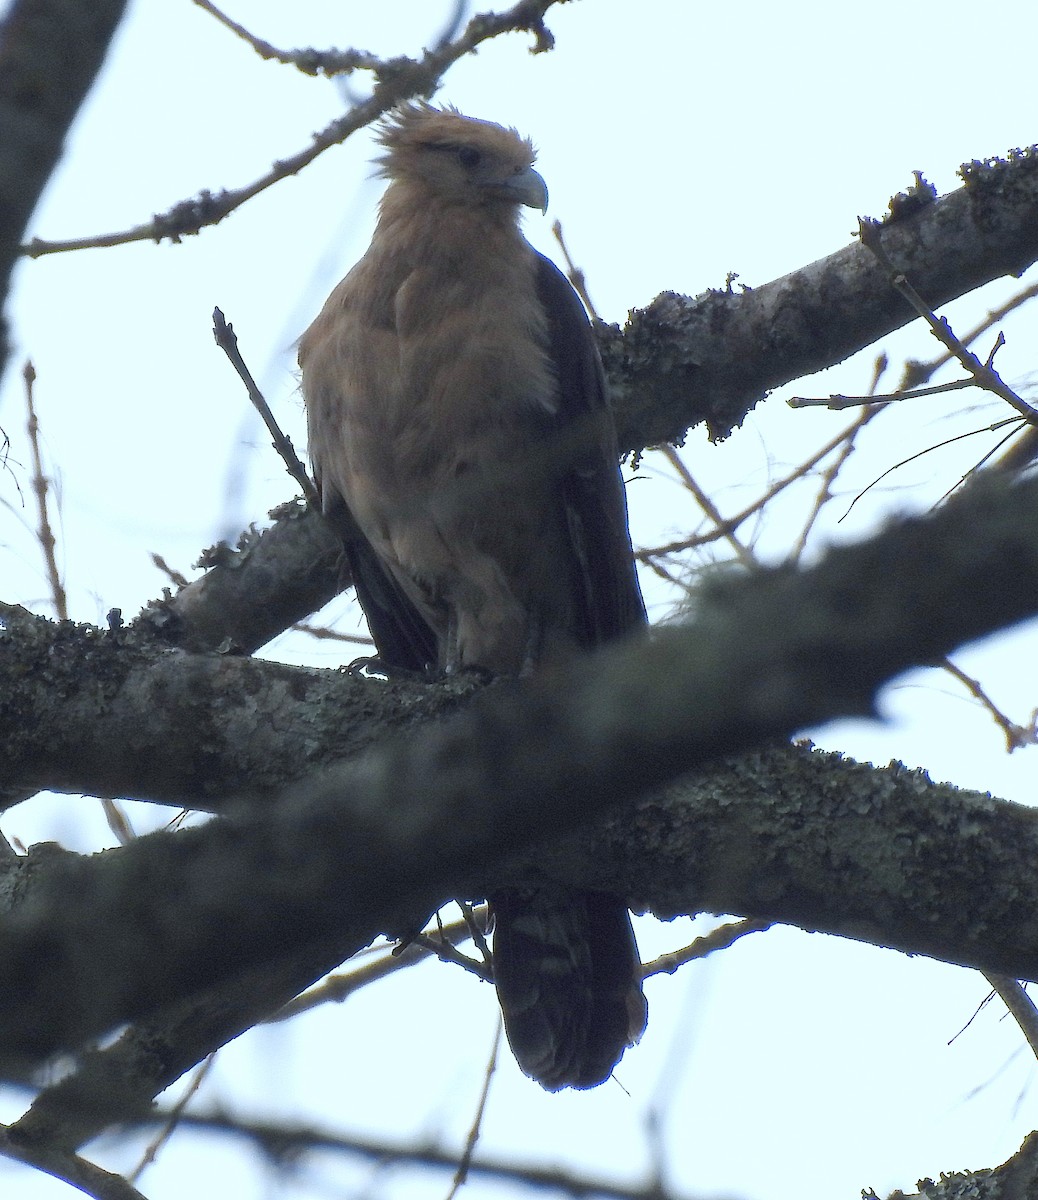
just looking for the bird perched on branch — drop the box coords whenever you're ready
[299,102,647,1090]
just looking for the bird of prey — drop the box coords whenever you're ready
[298,102,647,1090]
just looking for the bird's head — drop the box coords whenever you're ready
[375,102,549,214]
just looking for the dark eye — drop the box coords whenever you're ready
[458,146,482,169]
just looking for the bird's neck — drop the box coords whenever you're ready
[374,180,529,270]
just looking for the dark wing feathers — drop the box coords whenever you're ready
[316,488,437,672]
[533,251,646,644]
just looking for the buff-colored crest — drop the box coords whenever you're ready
[375,101,537,175]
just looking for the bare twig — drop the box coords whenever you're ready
[859,217,1038,425]
[948,986,997,1045]
[129,1054,216,1183]
[21,0,562,258]
[994,423,1038,473]
[446,1020,502,1200]
[211,308,319,506]
[788,376,976,410]
[788,360,890,561]
[901,279,1038,390]
[839,415,1024,523]
[659,444,759,568]
[293,621,374,646]
[192,0,383,75]
[642,918,772,978]
[941,658,1038,752]
[932,419,1029,506]
[551,219,598,319]
[984,974,1038,1062]
[413,932,494,983]
[637,406,894,562]
[23,360,67,619]
[271,912,484,1022]
[459,900,493,968]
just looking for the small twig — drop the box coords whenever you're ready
[637,405,892,562]
[100,799,136,846]
[948,987,997,1045]
[859,217,1038,424]
[788,376,976,410]
[984,974,1038,1062]
[839,415,1024,523]
[458,901,493,968]
[940,658,1038,752]
[994,423,1038,473]
[211,308,320,506]
[270,913,484,1021]
[901,279,1038,390]
[413,932,494,983]
[642,918,772,978]
[788,359,890,562]
[550,219,598,319]
[293,621,375,646]
[658,445,758,569]
[130,1054,217,1183]
[932,420,1029,505]
[0,421,14,489]
[192,0,383,75]
[638,554,688,590]
[446,1020,502,1200]
[23,361,68,619]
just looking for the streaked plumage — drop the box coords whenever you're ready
[299,103,647,1089]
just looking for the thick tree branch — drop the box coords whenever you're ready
[884,1131,1038,1200]
[3,475,1038,1071]
[601,152,1038,447]
[135,500,343,655]
[4,455,1037,811]
[6,924,362,1153]
[0,599,483,813]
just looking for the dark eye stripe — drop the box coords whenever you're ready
[422,141,483,169]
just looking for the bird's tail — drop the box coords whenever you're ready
[490,885,647,1090]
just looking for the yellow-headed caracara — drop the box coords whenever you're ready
[299,103,647,1090]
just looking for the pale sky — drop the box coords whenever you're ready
[2,2,1038,1198]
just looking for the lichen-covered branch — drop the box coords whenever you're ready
[601,152,1038,448]
[3,474,1038,1071]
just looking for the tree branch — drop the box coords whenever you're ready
[0,599,483,813]
[3,475,1038,1071]
[601,152,1038,447]
[127,1107,704,1200]
[0,1121,148,1200]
